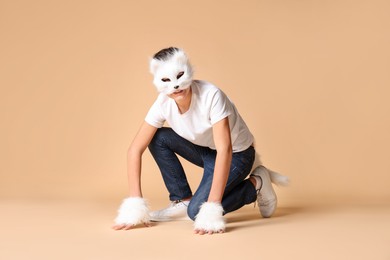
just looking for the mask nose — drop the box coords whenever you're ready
[174,85,179,89]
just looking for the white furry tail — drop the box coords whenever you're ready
[252,151,290,187]
[268,169,290,187]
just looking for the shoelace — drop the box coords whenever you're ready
[253,176,263,208]
[254,190,260,208]
[172,199,188,208]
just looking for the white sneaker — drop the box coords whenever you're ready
[149,200,190,222]
[251,166,277,218]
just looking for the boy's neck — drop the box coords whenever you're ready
[175,88,192,114]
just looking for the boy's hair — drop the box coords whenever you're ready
[152,47,180,61]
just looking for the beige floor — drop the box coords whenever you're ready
[1,199,389,260]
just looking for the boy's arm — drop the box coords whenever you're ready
[194,117,232,235]
[208,117,232,203]
[127,121,158,197]
[113,121,157,230]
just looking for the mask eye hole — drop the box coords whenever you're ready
[161,78,171,82]
[176,71,184,79]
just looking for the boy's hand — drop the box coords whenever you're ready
[193,202,225,235]
[112,197,151,230]
[112,222,152,230]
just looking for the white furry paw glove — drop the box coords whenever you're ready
[194,202,225,233]
[114,197,150,227]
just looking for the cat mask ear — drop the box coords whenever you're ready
[149,48,192,75]
[173,50,189,66]
[149,58,161,75]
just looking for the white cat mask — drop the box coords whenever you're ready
[149,48,193,95]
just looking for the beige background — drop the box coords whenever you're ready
[1,0,389,206]
[1,1,390,259]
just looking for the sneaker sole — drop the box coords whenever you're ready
[150,215,191,222]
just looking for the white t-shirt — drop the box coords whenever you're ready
[145,80,254,152]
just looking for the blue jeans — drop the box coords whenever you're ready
[148,127,257,220]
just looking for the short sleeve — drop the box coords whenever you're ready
[145,99,165,128]
[209,89,233,125]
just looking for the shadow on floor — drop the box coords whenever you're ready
[227,206,306,223]
[224,206,308,232]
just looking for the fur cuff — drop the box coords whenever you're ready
[194,202,225,232]
[114,197,150,225]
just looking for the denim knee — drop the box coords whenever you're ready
[187,201,200,221]
[148,127,170,150]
